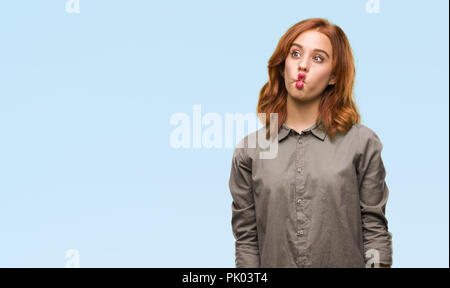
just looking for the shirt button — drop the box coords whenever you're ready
[297,198,303,204]
[297,229,304,236]
[298,139,302,144]
[297,168,302,173]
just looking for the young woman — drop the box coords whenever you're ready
[229,18,393,268]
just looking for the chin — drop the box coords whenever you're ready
[290,91,321,103]
[289,92,307,100]
[291,87,306,95]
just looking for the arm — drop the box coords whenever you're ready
[357,126,393,268]
[229,146,260,268]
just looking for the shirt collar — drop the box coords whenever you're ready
[278,119,327,142]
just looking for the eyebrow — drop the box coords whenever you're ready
[290,43,330,58]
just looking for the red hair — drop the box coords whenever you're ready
[257,18,360,141]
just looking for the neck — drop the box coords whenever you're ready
[284,95,321,131]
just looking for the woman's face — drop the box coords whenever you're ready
[283,30,335,101]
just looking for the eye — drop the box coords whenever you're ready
[291,50,301,57]
[291,50,324,63]
[314,55,324,62]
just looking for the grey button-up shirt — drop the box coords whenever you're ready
[228,120,393,268]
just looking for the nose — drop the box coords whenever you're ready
[298,58,309,72]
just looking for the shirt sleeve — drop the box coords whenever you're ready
[228,144,260,268]
[357,126,393,266]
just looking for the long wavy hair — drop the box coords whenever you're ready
[257,18,360,141]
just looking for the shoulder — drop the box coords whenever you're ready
[353,123,380,139]
[231,127,264,164]
[352,123,383,153]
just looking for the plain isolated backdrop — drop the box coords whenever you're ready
[0,0,448,267]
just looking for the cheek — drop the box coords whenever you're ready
[311,68,332,84]
[284,60,295,74]
[283,61,295,83]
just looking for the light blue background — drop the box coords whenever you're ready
[0,0,448,268]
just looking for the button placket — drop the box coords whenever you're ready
[295,133,308,266]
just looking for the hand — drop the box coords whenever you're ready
[369,263,391,268]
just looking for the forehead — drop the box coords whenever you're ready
[291,30,332,55]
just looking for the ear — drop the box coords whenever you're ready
[328,74,336,85]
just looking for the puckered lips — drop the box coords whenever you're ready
[296,72,306,88]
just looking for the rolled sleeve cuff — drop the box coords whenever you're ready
[235,241,260,268]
